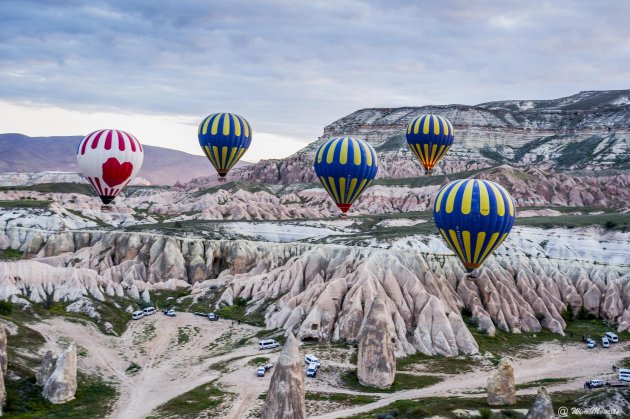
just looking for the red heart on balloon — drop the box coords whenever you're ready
[102,157,134,188]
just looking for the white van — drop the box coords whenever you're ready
[605,332,619,343]
[304,354,321,369]
[601,336,610,348]
[588,379,606,388]
[619,368,630,382]
[143,307,156,316]
[258,339,280,350]
[132,310,145,320]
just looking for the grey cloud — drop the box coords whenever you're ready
[1,0,629,142]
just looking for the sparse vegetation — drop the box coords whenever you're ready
[341,370,442,393]
[4,366,117,419]
[516,377,569,390]
[0,248,23,260]
[397,352,476,374]
[306,392,378,405]
[148,380,234,419]
[247,356,270,366]
[126,362,142,375]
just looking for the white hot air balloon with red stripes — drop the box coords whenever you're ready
[77,129,144,205]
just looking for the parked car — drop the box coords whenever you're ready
[619,368,630,382]
[588,379,607,388]
[258,339,280,350]
[601,336,610,348]
[162,308,172,315]
[306,364,317,378]
[605,332,619,343]
[208,313,219,321]
[143,307,156,316]
[304,354,321,369]
[586,338,597,348]
[166,309,176,317]
[132,310,145,320]
[194,312,207,317]
[257,363,273,377]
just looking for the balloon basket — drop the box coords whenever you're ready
[466,272,477,280]
[217,177,227,183]
[101,205,113,212]
[338,214,348,220]
[425,169,434,176]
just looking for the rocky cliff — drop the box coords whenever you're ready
[1,227,628,356]
[41,344,78,404]
[213,90,630,185]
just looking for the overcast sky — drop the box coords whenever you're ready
[1,0,629,161]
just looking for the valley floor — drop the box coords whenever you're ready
[16,313,630,418]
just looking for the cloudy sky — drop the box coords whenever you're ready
[1,1,629,161]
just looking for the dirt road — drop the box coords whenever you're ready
[32,316,630,419]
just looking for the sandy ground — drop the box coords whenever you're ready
[32,314,268,419]
[30,316,630,419]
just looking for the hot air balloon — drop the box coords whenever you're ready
[433,179,516,274]
[77,129,144,205]
[314,137,378,214]
[198,113,252,182]
[406,114,454,175]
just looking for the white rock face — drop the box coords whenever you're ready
[261,334,306,419]
[42,344,78,404]
[0,228,629,356]
[36,351,56,386]
[0,366,5,416]
[357,298,396,388]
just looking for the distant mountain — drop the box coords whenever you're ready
[0,134,251,185]
[216,89,630,185]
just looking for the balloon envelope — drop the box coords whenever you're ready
[406,114,454,173]
[313,137,378,213]
[433,179,516,272]
[77,129,144,204]
[198,113,252,178]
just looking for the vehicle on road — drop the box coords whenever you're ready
[257,363,273,377]
[258,339,280,350]
[587,379,607,388]
[304,354,320,369]
[132,310,145,320]
[606,332,619,343]
[306,364,317,378]
[208,313,219,321]
[619,368,630,382]
[194,312,207,317]
[143,307,156,316]
[601,336,610,348]
[166,309,176,317]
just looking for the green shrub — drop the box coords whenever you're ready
[479,407,493,419]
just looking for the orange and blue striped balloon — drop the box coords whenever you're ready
[313,137,378,213]
[406,114,454,173]
[433,179,516,272]
[198,113,252,178]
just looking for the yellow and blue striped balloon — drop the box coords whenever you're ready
[406,114,454,174]
[313,137,378,213]
[198,113,252,178]
[433,179,516,272]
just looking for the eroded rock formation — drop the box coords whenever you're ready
[261,334,306,419]
[0,326,6,374]
[487,358,516,406]
[36,351,56,386]
[41,344,78,404]
[525,387,555,419]
[357,298,396,388]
